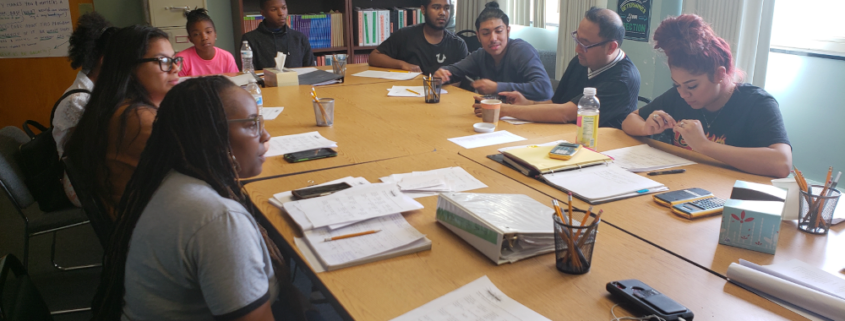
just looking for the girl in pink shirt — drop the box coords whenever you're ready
[176,8,239,77]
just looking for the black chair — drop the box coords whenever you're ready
[637,96,652,107]
[0,127,96,271]
[456,30,481,53]
[0,254,53,321]
[61,157,112,249]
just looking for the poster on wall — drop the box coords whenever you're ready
[618,0,651,42]
[0,0,73,58]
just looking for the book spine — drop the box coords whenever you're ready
[357,10,363,47]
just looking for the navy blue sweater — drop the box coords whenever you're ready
[440,38,553,101]
[240,21,315,70]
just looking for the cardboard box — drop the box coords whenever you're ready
[718,199,784,254]
[264,68,298,87]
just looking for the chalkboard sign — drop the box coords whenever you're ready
[0,0,73,58]
[618,0,650,42]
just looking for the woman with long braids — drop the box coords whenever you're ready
[64,25,181,219]
[90,76,314,320]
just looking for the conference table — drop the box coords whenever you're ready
[242,64,829,320]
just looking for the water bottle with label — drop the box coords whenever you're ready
[241,41,254,74]
[246,77,263,115]
[576,87,600,149]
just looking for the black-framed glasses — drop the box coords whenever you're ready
[571,31,611,51]
[228,114,264,137]
[136,56,183,72]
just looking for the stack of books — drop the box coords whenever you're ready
[354,7,423,47]
[243,12,345,49]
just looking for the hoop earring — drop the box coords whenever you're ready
[230,154,241,172]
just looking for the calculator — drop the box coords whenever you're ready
[672,197,726,219]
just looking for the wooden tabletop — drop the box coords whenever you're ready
[244,153,800,320]
[458,127,845,277]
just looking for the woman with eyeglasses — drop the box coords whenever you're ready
[65,25,183,219]
[90,76,315,320]
[621,15,791,178]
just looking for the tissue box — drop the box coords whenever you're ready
[264,68,298,87]
[718,199,784,254]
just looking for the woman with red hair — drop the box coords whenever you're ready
[621,14,791,178]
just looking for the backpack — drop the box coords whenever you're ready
[456,30,482,53]
[18,89,91,211]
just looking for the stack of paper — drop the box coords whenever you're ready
[265,131,338,157]
[387,86,448,97]
[269,177,431,271]
[501,116,532,125]
[391,276,551,321]
[380,167,488,198]
[500,141,612,176]
[602,144,696,172]
[727,259,845,321]
[448,131,526,149]
[541,164,667,204]
[352,70,420,80]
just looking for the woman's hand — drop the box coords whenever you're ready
[674,119,709,151]
[644,110,676,135]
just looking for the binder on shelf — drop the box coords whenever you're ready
[436,193,560,265]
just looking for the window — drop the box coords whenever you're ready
[771,0,845,56]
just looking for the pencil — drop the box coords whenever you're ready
[552,199,565,223]
[406,88,421,95]
[567,192,574,233]
[324,229,381,242]
[812,167,834,229]
[574,207,595,240]
[388,70,410,73]
[576,210,603,248]
[310,87,328,124]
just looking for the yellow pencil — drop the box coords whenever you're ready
[406,88,421,95]
[324,229,381,242]
[388,70,410,73]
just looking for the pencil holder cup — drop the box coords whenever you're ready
[312,98,335,127]
[423,76,442,103]
[553,209,598,274]
[331,54,348,79]
[798,185,840,234]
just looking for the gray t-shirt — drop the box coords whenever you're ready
[122,171,278,321]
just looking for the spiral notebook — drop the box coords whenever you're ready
[541,164,667,204]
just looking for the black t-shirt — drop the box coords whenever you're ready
[638,83,791,149]
[552,55,640,129]
[376,24,469,75]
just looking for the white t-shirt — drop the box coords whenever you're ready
[52,71,93,157]
[122,171,278,320]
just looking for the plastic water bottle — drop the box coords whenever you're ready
[576,87,600,149]
[246,77,263,114]
[241,41,254,74]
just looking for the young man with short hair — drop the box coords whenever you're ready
[240,0,315,70]
[484,7,640,129]
[369,0,468,74]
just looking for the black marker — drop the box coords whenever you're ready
[647,169,686,176]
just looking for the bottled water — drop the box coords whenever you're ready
[241,41,254,74]
[246,77,263,114]
[576,87,600,149]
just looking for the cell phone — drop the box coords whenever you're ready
[607,279,694,321]
[548,143,581,160]
[283,148,338,163]
[672,197,726,219]
[653,188,713,207]
[292,182,352,200]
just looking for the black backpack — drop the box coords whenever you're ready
[18,89,91,211]
[456,29,482,53]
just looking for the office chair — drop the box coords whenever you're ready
[0,254,53,321]
[60,157,112,249]
[0,127,97,272]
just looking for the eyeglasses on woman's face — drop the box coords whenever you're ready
[136,56,184,72]
[227,114,265,137]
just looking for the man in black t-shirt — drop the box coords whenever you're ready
[369,0,468,75]
[489,8,639,129]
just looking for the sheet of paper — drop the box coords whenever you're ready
[304,214,425,268]
[602,144,696,172]
[265,131,338,157]
[387,86,448,97]
[748,259,845,300]
[498,140,567,153]
[285,67,317,75]
[285,183,424,228]
[398,176,446,191]
[270,177,371,231]
[380,167,488,198]
[391,275,551,321]
[352,70,421,80]
[448,130,527,149]
[542,164,665,201]
[225,73,254,86]
[294,237,326,273]
[727,262,845,321]
[501,116,533,125]
[260,107,284,120]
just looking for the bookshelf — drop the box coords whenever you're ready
[230,0,422,64]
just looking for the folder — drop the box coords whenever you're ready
[501,143,612,175]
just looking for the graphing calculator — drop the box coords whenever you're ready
[653,188,713,207]
[672,197,726,219]
[548,143,581,160]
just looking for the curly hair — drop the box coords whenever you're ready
[67,12,114,71]
[653,14,738,81]
[184,7,215,31]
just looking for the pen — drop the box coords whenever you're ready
[324,229,381,242]
[465,75,478,83]
[647,169,686,176]
[388,70,410,73]
[405,88,421,95]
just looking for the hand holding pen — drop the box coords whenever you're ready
[645,110,677,135]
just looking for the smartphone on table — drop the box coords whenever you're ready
[283,148,337,163]
[292,182,352,200]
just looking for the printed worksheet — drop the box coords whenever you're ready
[304,214,425,268]
[387,86,448,97]
[391,276,551,321]
[265,132,338,157]
[285,183,424,228]
[602,144,696,172]
[270,176,371,231]
[448,131,527,149]
[353,70,421,80]
[381,167,488,198]
[260,107,284,120]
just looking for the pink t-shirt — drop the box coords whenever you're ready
[176,46,239,77]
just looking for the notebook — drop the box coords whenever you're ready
[541,164,668,204]
[501,143,612,175]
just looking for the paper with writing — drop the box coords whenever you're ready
[260,107,284,120]
[285,183,424,228]
[387,86,448,97]
[265,131,338,157]
[380,167,488,198]
[448,131,527,149]
[391,275,551,321]
[352,70,421,80]
[304,214,425,268]
[270,176,370,231]
[542,164,665,201]
[0,1,73,58]
[602,144,696,172]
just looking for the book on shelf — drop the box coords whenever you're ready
[244,12,344,49]
[354,7,422,48]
